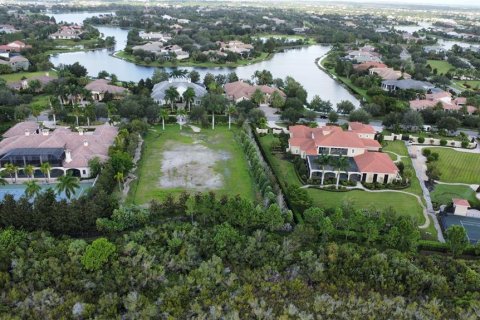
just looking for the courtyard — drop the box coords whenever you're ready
[128,125,255,204]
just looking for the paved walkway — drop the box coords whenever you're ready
[383,151,407,163]
[407,144,445,242]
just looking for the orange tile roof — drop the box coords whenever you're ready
[224,81,285,101]
[349,122,376,134]
[354,152,398,174]
[353,62,387,72]
[453,198,470,207]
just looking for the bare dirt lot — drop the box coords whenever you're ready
[159,141,231,190]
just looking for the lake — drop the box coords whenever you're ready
[48,12,360,106]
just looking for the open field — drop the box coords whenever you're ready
[429,148,480,184]
[453,80,480,91]
[0,71,57,83]
[427,60,454,75]
[128,125,255,204]
[431,184,480,207]
[306,189,426,224]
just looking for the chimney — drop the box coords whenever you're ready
[65,149,72,163]
[25,129,30,136]
[78,128,84,135]
[83,140,88,147]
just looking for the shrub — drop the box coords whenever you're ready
[461,141,469,148]
[422,148,431,157]
[430,152,439,161]
[440,139,447,146]
[81,238,116,271]
[417,137,425,143]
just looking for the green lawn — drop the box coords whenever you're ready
[115,51,271,68]
[453,80,480,91]
[382,141,423,199]
[258,134,301,188]
[427,60,454,75]
[128,125,255,204]
[306,189,426,225]
[429,148,480,184]
[431,184,480,207]
[0,71,57,83]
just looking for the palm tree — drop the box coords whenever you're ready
[24,164,35,180]
[24,180,41,199]
[169,69,188,79]
[315,154,331,186]
[84,103,96,127]
[0,173,7,186]
[114,171,124,191]
[55,173,80,200]
[225,104,236,130]
[40,162,52,183]
[165,86,179,112]
[3,163,18,183]
[107,102,117,121]
[332,156,349,190]
[403,168,413,184]
[72,103,83,126]
[182,87,196,111]
[176,109,187,130]
[159,108,169,131]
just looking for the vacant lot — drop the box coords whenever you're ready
[429,148,480,184]
[129,125,255,204]
[0,71,58,83]
[427,60,453,75]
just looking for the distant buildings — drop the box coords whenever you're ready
[49,25,83,40]
[369,67,411,80]
[138,31,172,42]
[409,91,477,115]
[132,42,189,60]
[0,55,29,71]
[345,45,383,64]
[217,41,254,56]
[381,79,435,92]
[0,24,18,34]
[0,40,31,53]
[151,79,207,106]
[8,73,56,91]
[224,81,285,103]
[85,79,128,102]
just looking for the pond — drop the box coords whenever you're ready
[48,12,361,106]
[0,181,94,201]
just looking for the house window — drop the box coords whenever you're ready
[330,148,348,156]
[82,170,86,175]
[318,147,329,154]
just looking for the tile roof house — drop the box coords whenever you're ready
[453,198,470,216]
[224,81,285,103]
[85,79,128,101]
[381,79,435,92]
[409,91,477,115]
[353,62,388,72]
[0,55,29,71]
[369,67,411,80]
[7,73,56,91]
[287,123,400,184]
[0,122,118,180]
[0,40,31,53]
[217,41,254,56]
[49,25,83,40]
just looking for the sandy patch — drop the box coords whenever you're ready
[159,142,230,190]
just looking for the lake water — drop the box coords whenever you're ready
[48,12,360,106]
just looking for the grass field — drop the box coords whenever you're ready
[382,141,423,198]
[429,148,480,184]
[431,184,480,207]
[453,80,480,91]
[128,125,255,204]
[427,60,454,75]
[306,189,426,225]
[0,71,57,83]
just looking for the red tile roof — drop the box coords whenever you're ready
[354,152,398,174]
[349,122,376,134]
[353,62,387,72]
[224,81,285,101]
[85,79,128,94]
[453,198,470,207]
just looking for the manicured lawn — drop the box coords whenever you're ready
[258,134,301,188]
[306,189,426,225]
[453,80,480,91]
[427,60,454,75]
[431,184,480,207]
[429,148,480,184]
[0,71,57,83]
[128,125,255,204]
[382,141,423,199]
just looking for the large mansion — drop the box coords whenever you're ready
[287,123,400,184]
[0,122,118,180]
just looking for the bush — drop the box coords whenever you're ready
[461,141,469,148]
[440,139,447,146]
[417,137,425,143]
[422,148,431,157]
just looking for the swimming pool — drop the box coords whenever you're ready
[0,182,94,201]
